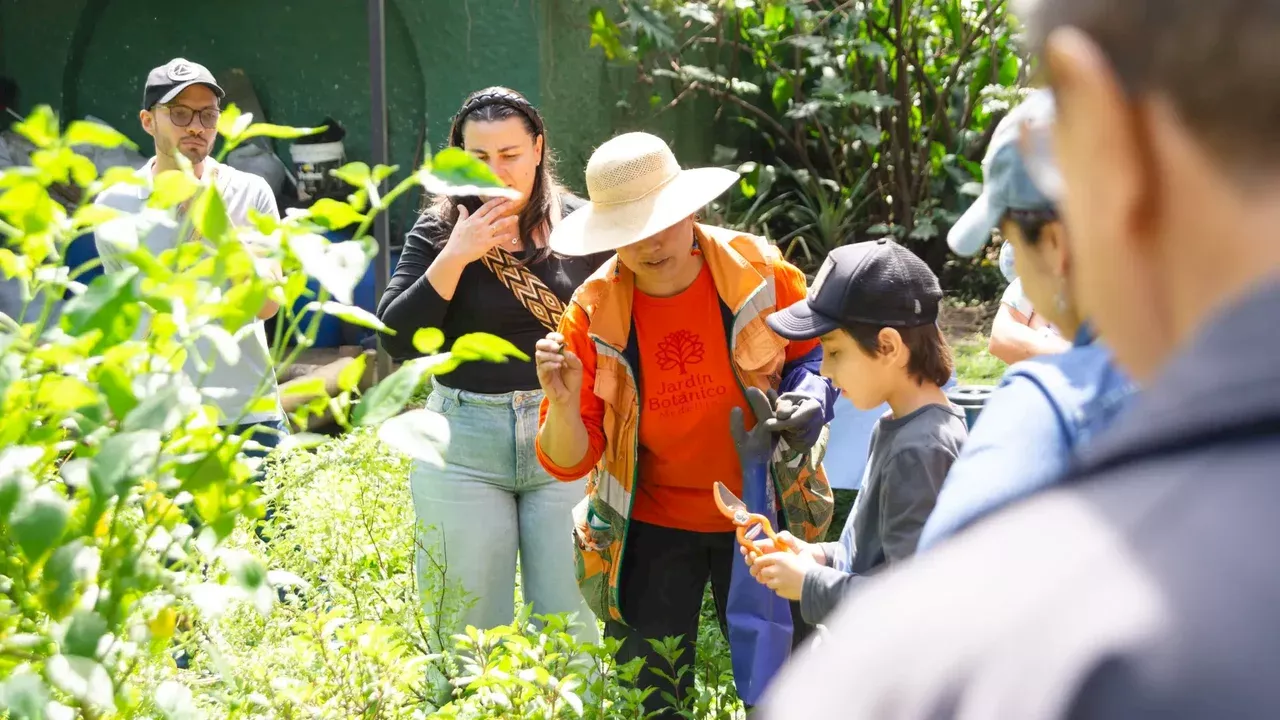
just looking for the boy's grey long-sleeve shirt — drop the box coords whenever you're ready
[800,403,967,624]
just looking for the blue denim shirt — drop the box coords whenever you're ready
[917,326,1136,551]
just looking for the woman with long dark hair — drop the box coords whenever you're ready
[377,88,608,642]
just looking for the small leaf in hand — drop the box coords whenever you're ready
[413,327,445,354]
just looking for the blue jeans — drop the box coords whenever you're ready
[410,382,598,644]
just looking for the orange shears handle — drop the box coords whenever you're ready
[735,512,793,557]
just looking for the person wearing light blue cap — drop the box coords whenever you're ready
[915,89,1137,552]
[988,215,1072,365]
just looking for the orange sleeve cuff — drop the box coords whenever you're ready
[535,423,600,481]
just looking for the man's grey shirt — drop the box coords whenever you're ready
[94,158,283,425]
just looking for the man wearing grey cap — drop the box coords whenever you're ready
[94,58,286,447]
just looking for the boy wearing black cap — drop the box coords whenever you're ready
[746,239,967,624]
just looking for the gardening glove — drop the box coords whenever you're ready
[766,391,825,451]
[731,387,778,470]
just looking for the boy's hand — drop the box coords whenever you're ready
[750,550,818,601]
[738,530,826,566]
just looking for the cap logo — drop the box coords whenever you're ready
[914,299,922,315]
[809,258,835,300]
[166,60,198,82]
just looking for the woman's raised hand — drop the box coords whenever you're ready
[535,332,584,407]
[440,198,521,264]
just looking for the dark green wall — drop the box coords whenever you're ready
[1,0,719,232]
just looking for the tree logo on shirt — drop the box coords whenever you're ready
[656,330,705,375]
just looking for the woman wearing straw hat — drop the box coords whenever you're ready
[377,88,610,648]
[533,132,837,713]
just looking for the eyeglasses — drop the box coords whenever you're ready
[157,104,220,130]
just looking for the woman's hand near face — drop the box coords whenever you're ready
[425,199,519,300]
[440,199,520,265]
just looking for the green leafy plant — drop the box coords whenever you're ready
[590,0,1028,290]
[0,104,521,718]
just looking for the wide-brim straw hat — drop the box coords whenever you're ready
[550,132,739,256]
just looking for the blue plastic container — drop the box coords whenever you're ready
[946,385,995,430]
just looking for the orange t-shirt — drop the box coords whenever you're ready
[536,257,820,532]
[629,264,751,531]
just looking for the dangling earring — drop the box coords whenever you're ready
[611,263,621,284]
[690,237,702,256]
[1054,281,1070,314]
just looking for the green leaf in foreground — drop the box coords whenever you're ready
[318,301,387,332]
[149,170,198,209]
[307,198,366,231]
[451,332,530,363]
[338,353,367,393]
[13,106,58,149]
[413,327,445,354]
[46,654,113,710]
[353,355,454,427]
[11,485,70,560]
[0,669,49,720]
[190,185,230,242]
[239,123,327,143]
[377,408,450,467]
[65,120,137,150]
[419,148,521,199]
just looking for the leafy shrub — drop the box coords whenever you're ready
[0,106,522,718]
[153,429,743,719]
[593,0,1027,298]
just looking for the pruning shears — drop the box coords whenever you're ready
[713,481,793,557]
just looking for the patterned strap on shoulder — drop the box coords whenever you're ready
[479,247,565,332]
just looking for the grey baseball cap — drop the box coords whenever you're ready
[142,58,224,110]
[948,89,1058,257]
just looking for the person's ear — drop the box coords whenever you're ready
[534,134,544,165]
[1043,220,1071,280]
[1045,27,1152,252]
[877,327,906,368]
[140,109,156,137]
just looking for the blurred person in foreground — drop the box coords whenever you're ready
[760,0,1280,717]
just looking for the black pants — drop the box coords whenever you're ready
[606,520,811,717]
